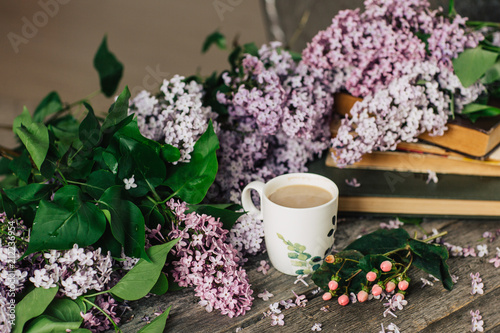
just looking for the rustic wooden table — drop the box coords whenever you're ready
[115,217,500,333]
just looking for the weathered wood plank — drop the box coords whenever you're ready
[114,218,500,332]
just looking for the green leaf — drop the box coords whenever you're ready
[243,42,259,57]
[398,217,423,227]
[289,50,302,62]
[102,86,131,132]
[8,150,32,183]
[83,169,117,199]
[24,185,106,256]
[312,250,364,292]
[408,239,453,290]
[93,35,124,97]
[481,61,500,84]
[138,199,165,228]
[3,183,52,207]
[138,306,171,333]
[79,103,102,149]
[33,91,62,123]
[344,228,410,255]
[0,190,17,218]
[453,46,499,87]
[109,239,178,300]
[186,203,244,230]
[12,286,58,333]
[150,272,169,295]
[160,144,181,163]
[98,186,147,259]
[118,138,166,197]
[202,31,227,53]
[13,107,50,170]
[25,298,84,332]
[164,120,219,204]
[357,254,393,273]
[461,103,500,122]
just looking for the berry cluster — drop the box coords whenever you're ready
[321,256,411,306]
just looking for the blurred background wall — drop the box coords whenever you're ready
[1,0,499,148]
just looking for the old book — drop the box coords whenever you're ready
[324,146,500,177]
[307,156,500,217]
[333,93,500,157]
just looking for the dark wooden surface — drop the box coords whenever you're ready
[116,217,500,333]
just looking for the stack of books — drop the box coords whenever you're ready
[310,93,500,217]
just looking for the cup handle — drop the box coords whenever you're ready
[241,181,265,220]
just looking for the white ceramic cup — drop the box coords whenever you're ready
[241,173,339,276]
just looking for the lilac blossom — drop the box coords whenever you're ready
[81,294,123,332]
[258,290,274,301]
[303,0,484,166]
[257,260,270,275]
[477,244,489,257]
[129,75,218,163]
[380,219,404,230]
[29,245,113,299]
[213,41,340,203]
[463,246,477,257]
[471,310,484,332]
[164,199,253,318]
[470,272,484,295]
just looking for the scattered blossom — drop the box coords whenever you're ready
[269,302,281,314]
[258,290,274,301]
[280,299,296,309]
[257,260,271,275]
[380,219,404,230]
[426,170,438,184]
[470,272,484,295]
[489,256,500,268]
[420,277,434,288]
[463,246,477,257]
[345,178,361,187]
[271,313,285,326]
[294,274,309,287]
[292,290,308,307]
[311,323,323,331]
[471,309,484,332]
[477,244,489,257]
[450,245,463,257]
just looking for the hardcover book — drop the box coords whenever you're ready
[308,156,500,218]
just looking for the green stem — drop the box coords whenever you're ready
[56,169,68,186]
[422,231,447,243]
[81,296,122,332]
[66,179,104,191]
[46,90,101,124]
[84,290,109,298]
[467,21,500,28]
[402,253,414,275]
[345,269,362,282]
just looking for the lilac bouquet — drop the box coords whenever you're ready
[303,0,487,166]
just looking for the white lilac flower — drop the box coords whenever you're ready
[269,302,281,314]
[426,170,438,184]
[471,309,485,332]
[294,275,309,287]
[420,277,434,288]
[345,178,361,187]
[311,323,322,331]
[270,313,285,326]
[123,175,137,190]
[129,75,217,163]
[258,290,274,301]
[477,244,489,257]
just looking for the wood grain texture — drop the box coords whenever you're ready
[113,218,500,332]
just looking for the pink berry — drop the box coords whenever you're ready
[380,260,392,272]
[398,280,409,291]
[386,281,396,293]
[338,294,349,306]
[328,280,339,291]
[357,290,368,303]
[322,292,332,301]
[366,271,377,282]
[372,284,383,296]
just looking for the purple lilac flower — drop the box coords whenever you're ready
[213,41,340,203]
[470,309,484,332]
[129,75,218,163]
[81,294,123,332]
[29,245,114,299]
[165,199,253,318]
